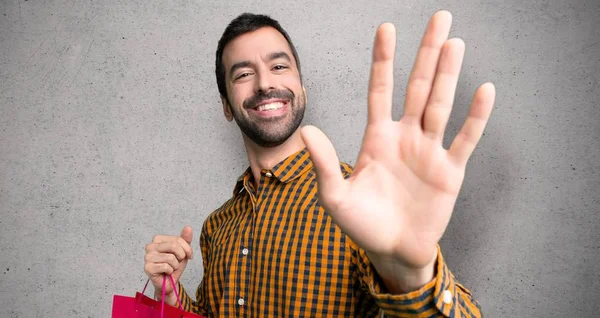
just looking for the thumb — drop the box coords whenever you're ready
[180,226,193,244]
[300,125,347,209]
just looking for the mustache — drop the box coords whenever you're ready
[243,89,295,109]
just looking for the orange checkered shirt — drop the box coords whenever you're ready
[177,148,481,317]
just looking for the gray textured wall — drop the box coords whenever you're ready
[1,0,598,317]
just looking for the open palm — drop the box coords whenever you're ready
[301,11,496,270]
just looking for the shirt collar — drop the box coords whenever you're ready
[233,148,313,195]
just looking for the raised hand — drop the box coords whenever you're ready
[144,226,194,305]
[301,10,495,283]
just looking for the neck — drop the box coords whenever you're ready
[242,128,305,186]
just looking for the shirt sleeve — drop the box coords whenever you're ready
[353,244,482,317]
[177,225,211,316]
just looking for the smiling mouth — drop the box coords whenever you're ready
[253,101,287,112]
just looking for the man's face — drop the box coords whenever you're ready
[221,27,306,148]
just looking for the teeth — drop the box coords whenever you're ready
[256,102,284,111]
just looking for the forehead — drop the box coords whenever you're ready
[222,27,295,67]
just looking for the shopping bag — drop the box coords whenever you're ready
[112,275,205,318]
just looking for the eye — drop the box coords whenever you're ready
[273,65,288,71]
[235,72,251,80]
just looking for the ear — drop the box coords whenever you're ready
[221,96,234,122]
[302,86,307,105]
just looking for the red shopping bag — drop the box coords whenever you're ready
[112,275,205,318]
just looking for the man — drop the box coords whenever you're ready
[144,10,495,317]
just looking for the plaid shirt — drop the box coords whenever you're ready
[178,148,482,317]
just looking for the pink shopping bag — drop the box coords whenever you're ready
[112,275,205,318]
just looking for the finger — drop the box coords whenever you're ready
[403,10,453,122]
[145,242,155,254]
[449,82,496,165]
[422,38,465,140]
[180,226,193,244]
[145,253,180,271]
[152,235,175,243]
[177,236,193,260]
[367,22,396,125]
[300,125,347,209]
[145,262,175,276]
[180,226,194,259]
[155,241,187,261]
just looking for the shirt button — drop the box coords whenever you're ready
[265,172,272,177]
[242,248,249,256]
[238,298,245,306]
[442,290,452,305]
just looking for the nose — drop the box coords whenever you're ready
[255,69,276,93]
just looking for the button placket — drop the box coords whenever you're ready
[233,197,254,314]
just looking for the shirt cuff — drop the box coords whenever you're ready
[366,246,469,317]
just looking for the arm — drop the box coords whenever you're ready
[301,10,494,317]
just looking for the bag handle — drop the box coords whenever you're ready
[141,275,184,317]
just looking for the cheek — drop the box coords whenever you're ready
[281,77,303,93]
[229,85,252,107]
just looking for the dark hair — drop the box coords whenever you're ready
[215,13,302,101]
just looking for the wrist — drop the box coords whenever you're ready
[368,248,438,294]
[394,257,436,292]
[154,288,178,307]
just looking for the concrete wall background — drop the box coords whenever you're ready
[1,0,598,317]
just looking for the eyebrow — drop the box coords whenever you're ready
[229,51,292,78]
[267,51,291,63]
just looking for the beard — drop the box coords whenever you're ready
[230,88,306,148]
